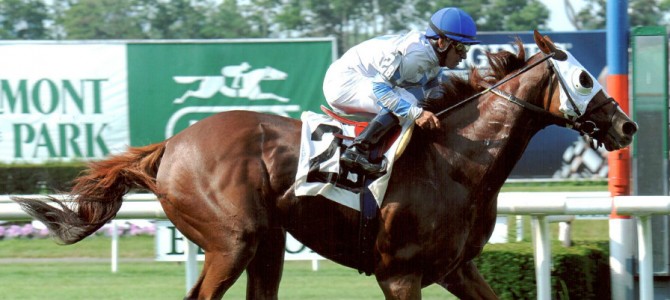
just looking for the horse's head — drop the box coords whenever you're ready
[532,30,637,150]
[426,31,637,151]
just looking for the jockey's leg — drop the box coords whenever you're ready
[341,108,398,174]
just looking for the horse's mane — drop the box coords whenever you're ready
[421,39,527,113]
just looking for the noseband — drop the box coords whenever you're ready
[435,52,617,138]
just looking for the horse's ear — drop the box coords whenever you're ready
[533,30,550,54]
[533,30,568,61]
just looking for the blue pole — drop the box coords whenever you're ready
[607,1,634,300]
[607,0,629,75]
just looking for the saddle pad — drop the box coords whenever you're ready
[294,111,413,210]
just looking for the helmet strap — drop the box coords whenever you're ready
[430,39,450,66]
[430,38,449,53]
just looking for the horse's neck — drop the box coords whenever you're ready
[442,95,541,191]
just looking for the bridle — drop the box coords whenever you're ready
[434,52,618,139]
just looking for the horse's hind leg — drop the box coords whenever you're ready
[183,232,259,300]
[182,224,283,300]
[171,192,270,299]
[245,227,286,299]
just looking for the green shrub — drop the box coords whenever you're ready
[476,241,610,299]
[0,162,87,194]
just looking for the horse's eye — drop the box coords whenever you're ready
[579,72,593,88]
[572,69,593,95]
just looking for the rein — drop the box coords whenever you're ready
[434,52,555,118]
[434,52,606,136]
[478,81,573,128]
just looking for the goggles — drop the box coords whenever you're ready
[452,42,470,55]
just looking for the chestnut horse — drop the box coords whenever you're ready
[13,31,636,299]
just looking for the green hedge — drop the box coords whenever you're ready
[0,163,87,194]
[476,241,610,299]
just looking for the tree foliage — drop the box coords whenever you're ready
[478,0,549,31]
[571,0,670,30]
[28,0,670,53]
[139,0,211,39]
[202,0,260,38]
[0,0,49,39]
[0,0,552,42]
[59,0,146,39]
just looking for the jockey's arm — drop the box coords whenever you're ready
[371,74,441,129]
[372,48,447,118]
[422,75,444,100]
[371,70,424,121]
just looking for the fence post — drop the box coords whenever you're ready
[637,215,653,300]
[184,238,198,293]
[111,220,119,273]
[531,215,551,300]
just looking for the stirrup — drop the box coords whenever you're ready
[341,150,387,175]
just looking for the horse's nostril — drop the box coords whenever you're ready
[622,121,638,135]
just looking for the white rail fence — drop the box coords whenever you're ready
[1,192,668,299]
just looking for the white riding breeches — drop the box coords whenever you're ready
[322,63,418,118]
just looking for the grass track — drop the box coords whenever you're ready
[0,217,608,299]
[0,261,453,299]
[0,236,454,299]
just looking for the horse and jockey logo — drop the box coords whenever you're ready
[173,62,290,104]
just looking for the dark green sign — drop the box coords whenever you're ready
[127,39,335,146]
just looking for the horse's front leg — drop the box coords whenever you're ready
[374,243,423,299]
[245,226,285,300]
[437,260,498,299]
[376,272,422,299]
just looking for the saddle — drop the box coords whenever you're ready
[320,105,402,166]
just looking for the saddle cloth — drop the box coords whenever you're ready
[294,110,414,210]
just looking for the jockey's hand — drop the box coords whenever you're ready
[415,110,441,130]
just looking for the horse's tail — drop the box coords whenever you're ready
[11,142,167,245]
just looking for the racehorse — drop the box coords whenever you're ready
[13,31,637,299]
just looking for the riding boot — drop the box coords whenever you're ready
[341,108,399,174]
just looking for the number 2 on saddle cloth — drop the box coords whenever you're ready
[305,106,402,192]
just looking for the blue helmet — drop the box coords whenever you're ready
[425,7,480,45]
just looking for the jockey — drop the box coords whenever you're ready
[322,7,480,174]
